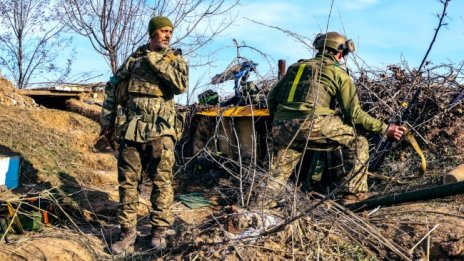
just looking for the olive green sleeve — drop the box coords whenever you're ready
[146,50,188,95]
[336,70,387,133]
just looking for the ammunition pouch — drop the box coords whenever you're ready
[124,110,182,141]
[128,82,167,98]
[126,112,159,125]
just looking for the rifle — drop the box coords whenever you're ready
[368,0,450,176]
[369,86,427,177]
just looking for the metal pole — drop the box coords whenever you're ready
[278,59,286,80]
[346,181,464,211]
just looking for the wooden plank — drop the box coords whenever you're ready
[17,90,81,97]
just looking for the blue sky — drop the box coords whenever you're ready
[68,0,464,103]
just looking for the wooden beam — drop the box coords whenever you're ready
[17,90,81,97]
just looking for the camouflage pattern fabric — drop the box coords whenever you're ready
[266,52,386,196]
[100,44,188,142]
[267,53,387,134]
[269,116,369,193]
[100,44,188,229]
[118,137,175,228]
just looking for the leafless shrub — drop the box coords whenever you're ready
[61,0,148,73]
[354,61,464,176]
[61,0,242,73]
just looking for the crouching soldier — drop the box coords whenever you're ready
[264,32,405,206]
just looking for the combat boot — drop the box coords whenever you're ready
[111,227,137,255]
[150,226,167,250]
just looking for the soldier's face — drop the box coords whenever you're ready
[150,26,173,51]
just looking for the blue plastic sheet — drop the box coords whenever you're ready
[0,156,20,189]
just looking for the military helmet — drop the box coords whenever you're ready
[313,32,355,55]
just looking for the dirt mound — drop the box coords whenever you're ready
[0,228,107,260]
[371,195,464,258]
[66,98,102,122]
[0,76,37,108]
[0,104,116,187]
[0,102,117,259]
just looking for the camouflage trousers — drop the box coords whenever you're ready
[117,136,175,229]
[269,116,369,194]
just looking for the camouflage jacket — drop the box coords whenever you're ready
[267,53,386,133]
[100,44,188,142]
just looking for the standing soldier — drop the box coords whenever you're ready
[100,16,188,254]
[265,32,405,205]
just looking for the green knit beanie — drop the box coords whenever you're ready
[148,16,173,37]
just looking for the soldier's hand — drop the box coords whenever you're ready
[163,50,178,63]
[100,127,114,139]
[386,124,407,141]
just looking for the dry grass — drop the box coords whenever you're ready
[0,104,115,191]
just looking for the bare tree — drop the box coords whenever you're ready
[149,0,241,105]
[61,0,240,73]
[150,0,240,65]
[61,0,148,73]
[0,0,73,89]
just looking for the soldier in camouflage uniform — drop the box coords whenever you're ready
[265,32,405,204]
[100,16,188,254]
